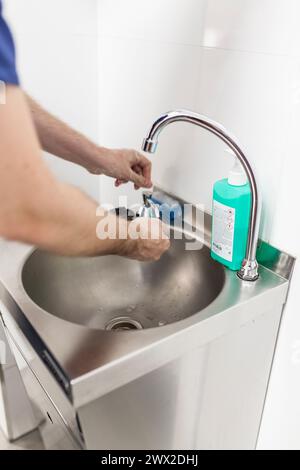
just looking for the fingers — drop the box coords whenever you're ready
[132,164,144,190]
[123,218,171,262]
[114,164,144,189]
[113,149,153,190]
[129,168,147,189]
[130,161,152,190]
[115,178,128,187]
[134,152,152,188]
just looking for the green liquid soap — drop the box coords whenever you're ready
[211,157,251,271]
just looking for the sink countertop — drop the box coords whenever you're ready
[0,231,291,408]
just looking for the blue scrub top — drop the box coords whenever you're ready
[0,0,19,85]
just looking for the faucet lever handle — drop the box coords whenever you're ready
[142,191,153,207]
[138,192,160,219]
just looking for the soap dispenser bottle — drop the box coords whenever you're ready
[211,154,251,271]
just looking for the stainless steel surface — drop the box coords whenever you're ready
[78,304,282,450]
[0,186,294,449]
[256,240,296,281]
[21,230,225,330]
[137,191,160,219]
[142,110,260,281]
[0,317,37,441]
[105,317,143,331]
[13,352,81,450]
[0,303,83,449]
[0,226,289,408]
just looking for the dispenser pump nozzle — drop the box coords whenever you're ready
[226,150,248,186]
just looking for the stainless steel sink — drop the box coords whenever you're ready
[21,232,225,330]
[0,188,294,450]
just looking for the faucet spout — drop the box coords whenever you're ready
[142,110,260,281]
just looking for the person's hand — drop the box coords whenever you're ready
[90,148,153,190]
[118,218,170,262]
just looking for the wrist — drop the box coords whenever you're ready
[104,216,132,256]
[116,237,136,258]
[85,146,111,175]
[114,218,138,257]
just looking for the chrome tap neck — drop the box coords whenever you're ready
[142,110,259,281]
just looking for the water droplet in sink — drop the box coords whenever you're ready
[126,305,136,313]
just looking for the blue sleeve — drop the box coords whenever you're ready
[0,1,19,85]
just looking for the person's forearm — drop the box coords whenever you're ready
[0,87,168,261]
[26,94,153,189]
[10,178,126,257]
[26,94,108,173]
[0,87,125,257]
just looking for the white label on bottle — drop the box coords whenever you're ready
[212,200,235,262]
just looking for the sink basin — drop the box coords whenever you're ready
[0,186,292,450]
[21,232,225,330]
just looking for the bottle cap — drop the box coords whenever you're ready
[226,150,248,186]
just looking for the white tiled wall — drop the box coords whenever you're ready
[203,0,291,55]
[98,0,300,449]
[97,0,292,243]
[3,0,100,200]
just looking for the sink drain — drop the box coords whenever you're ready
[105,316,143,331]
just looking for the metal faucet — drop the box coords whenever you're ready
[142,110,260,282]
[138,191,160,219]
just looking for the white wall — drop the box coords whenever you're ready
[98,0,300,449]
[3,0,100,200]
